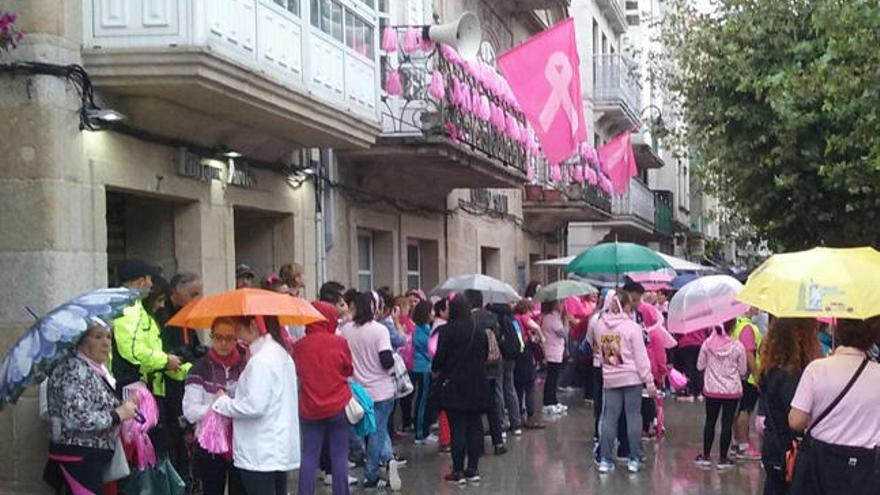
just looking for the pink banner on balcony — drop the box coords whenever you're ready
[497,18,586,165]
[598,130,638,195]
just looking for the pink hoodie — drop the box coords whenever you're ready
[595,312,653,389]
[697,333,747,399]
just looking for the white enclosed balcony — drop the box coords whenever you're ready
[593,54,641,134]
[596,0,627,34]
[611,178,656,229]
[82,0,382,159]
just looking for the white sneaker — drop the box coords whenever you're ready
[322,473,332,486]
[598,461,615,474]
[628,459,642,473]
[388,460,401,492]
[542,405,558,415]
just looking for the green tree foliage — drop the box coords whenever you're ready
[660,0,880,250]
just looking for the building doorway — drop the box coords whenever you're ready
[233,207,294,283]
[106,190,181,284]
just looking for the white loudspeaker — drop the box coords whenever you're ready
[425,11,482,60]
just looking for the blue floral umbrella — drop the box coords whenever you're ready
[0,288,141,409]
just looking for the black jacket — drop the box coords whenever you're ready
[432,319,490,412]
[760,367,803,467]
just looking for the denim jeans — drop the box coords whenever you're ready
[366,398,395,483]
[599,385,643,463]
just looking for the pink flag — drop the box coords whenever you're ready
[498,18,586,165]
[598,130,638,195]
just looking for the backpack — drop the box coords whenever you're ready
[496,313,523,360]
[485,328,502,365]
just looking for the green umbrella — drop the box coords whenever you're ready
[533,280,598,303]
[565,242,671,276]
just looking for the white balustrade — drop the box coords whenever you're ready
[612,178,656,224]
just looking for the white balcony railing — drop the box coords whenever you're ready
[83,0,379,118]
[595,0,627,34]
[593,54,641,122]
[612,178,656,224]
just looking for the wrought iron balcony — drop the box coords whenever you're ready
[611,178,656,227]
[481,0,572,12]
[340,33,533,207]
[593,54,641,133]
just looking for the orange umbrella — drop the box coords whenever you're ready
[166,288,325,329]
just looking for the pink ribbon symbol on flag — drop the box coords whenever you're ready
[538,52,578,137]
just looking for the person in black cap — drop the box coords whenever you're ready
[622,279,647,326]
[235,264,256,289]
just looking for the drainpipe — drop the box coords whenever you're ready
[314,151,327,288]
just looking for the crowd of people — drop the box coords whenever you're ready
[38,258,880,495]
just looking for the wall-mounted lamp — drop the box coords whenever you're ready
[221,149,242,159]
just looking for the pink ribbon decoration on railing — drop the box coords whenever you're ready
[421,37,435,53]
[461,84,472,113]
[402,27,420,53]
[478,95,491,121]
[381,26,397,53]
[440,44,462,65]
[428,70,445,101]
[385,67,402,96]
[573,164,585,183]
[585,166,598,185]
[527,163,536,182]
[506,113,520,142]
[550,163,562,182]
[121,382,159,470]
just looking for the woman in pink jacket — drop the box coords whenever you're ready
[694,319,747,470]
[541,300,568,415]
[595,291,656,474]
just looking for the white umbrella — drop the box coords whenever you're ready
[431,274,520,304]
[667,275,750,334]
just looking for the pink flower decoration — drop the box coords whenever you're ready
[403,27,420,53]
[385,67,403,96]
[381,26,398,53]
[429,70,445,101]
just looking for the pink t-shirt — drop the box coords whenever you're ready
[564,296,588,320]
[340,320,395,403]
[679,328,709,348]
[791,347,880,448]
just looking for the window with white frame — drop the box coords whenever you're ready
[407,242,421,290]
[357,232,373,291]
[273,0,300,16]
[311,0,345,41]
[345,10,374,57]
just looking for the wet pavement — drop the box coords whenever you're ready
[297,389,764,494]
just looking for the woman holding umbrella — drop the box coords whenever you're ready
[44,321,139,494]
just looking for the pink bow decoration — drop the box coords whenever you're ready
[197,409,233,457]
[470,88,481,116]
[478,95,491,121]
[421,38,435,53]
[461,84,473,113]
[428,70,445,101]
[440,44,462,65]
[572,164,585,183]
[550,164,562,182]
[402,27,420,53]
[385,67,402,96]
[585,166,598,185]
[121,383,159,470]
[599,174,613,194]
[506,113,520,142]
[381,27,397,53]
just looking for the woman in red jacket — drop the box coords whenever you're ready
[291,301,354,495]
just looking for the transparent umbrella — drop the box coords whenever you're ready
[431,274,520,304]
[667,275,750,334]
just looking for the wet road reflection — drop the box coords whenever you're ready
[299,392,764,494]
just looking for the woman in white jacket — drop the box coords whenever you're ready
[212,315,299,495]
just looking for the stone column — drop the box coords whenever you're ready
[0,1,101,492]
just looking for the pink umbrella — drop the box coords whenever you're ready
[667,275,750,334]
[629,270,675,291]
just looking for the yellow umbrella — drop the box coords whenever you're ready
[738,247,880,319]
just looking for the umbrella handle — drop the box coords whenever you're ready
[25,307,39,320]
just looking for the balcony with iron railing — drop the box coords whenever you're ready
[522,159,613,234]
[593,54,641,133]
[596,0,628,34]
[82,0,382,159]
[481,0,572,12]
[611,178,656,230]
[340,32,533,207]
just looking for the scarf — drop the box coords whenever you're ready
[208,347,241,368]
[76,350,117,389]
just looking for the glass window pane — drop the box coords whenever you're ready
[407,244,419,271]
[310,0,319,27]
[358,274,372,292]
[331,2,343,41]
[358,235,371,270]
[407,275,420,291]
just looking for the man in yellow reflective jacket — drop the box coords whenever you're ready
[111,259,191,396]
